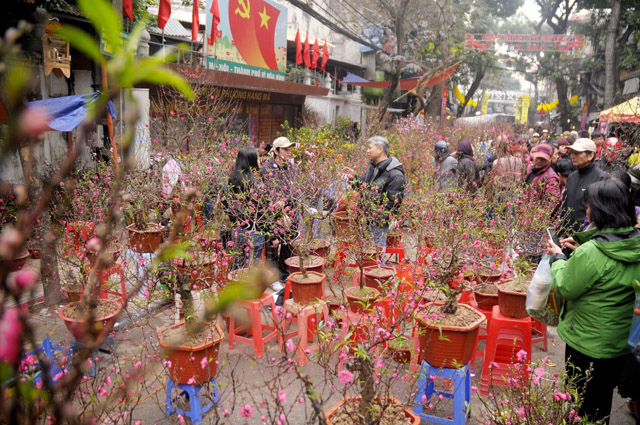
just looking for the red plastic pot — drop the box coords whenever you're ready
[498,284,528,318]
[157,321,224,385]
[289,271,326,304]
[127,223,166,253]
[416,301,484,368]
[58,299,123,344]
[363,265,395,291]
[344,286,380,313]
[285,255,326,275]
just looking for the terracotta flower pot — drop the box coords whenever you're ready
[0,249,29,272]
[363,265,395,292]
[331,211,357,242]
[325,395,420,425]
[358,247,385,269]
[416,301,485,368]
[387,339,413,363]
[309,239,331,258]
[344,286,380,313]
[178,259,219,290]
[127,223,166,253]
[285,255,326,275]
[474,284,500,310]
[289,271,326,305]
[58,299,123,343]
[157,321,224,385]
[475,267,503,284]
[498,284,528,318]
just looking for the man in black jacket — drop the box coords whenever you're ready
[561,138,607,235]
[344,135,406,247]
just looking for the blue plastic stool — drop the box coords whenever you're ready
[166,377,219,424]
[22,339,68,386]
[69,335,119,377]
[413,360,471,425]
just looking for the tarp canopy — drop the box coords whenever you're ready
[600,96,640,123]
[25,93,114,132]
[341,62,461,91]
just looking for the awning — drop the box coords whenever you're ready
[341,62,461,90]
[600,96,640,123]
[26,93,114,132]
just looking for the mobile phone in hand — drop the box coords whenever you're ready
[546,227,560,245]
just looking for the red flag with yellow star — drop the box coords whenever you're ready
[228,0,280,71]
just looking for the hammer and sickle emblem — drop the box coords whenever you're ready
[235,0,250,19]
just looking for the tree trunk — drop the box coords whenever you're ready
[41,211,62,306]
[425,83,444,118]
[604,0,621,108]
[456,67,486,117]
[555,76,571,131]
[379,73,401,120]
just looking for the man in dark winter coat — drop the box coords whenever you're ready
[524,143,561,203]
[344,135,406,247]
[561,138,607,235]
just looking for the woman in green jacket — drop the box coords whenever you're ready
[547,179,640,424]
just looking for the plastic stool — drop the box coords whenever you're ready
[282,299,329,366]
[98,264,127,302]
[166,376,219,424]
[21,339,68,385]
[385,241,405,264]
[228,292,281,358]
[470,303,492,369]
[69,335,119,377]
[413,360,471,425]
[480,306,531,395]
[337,309,381,370]
[532,319,548,351]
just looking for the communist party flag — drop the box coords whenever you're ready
[158,0,171,30]
[192,0,200,42]
[122,0,133,20]
[311,38,320,69]
[208,0,220,46]
[229,0,281,71]
[295,30,302,65]
[321,41,329,71]
[303,32,310,68]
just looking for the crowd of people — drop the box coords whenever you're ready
[434,128,640,425]
[222,125,638,424]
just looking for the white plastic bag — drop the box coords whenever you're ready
[526,255,553,311]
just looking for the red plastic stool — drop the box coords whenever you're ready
[337,309,381,370]
[385,241,405,264]
[64,221,95,258]
[469,300,493,369]
[98,264,127,302]
[480,306,531,395]
[532,319,548,351]
[282,299,329,366]
[228,293,281,358]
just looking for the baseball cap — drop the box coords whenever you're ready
[531,143,553,161]
[542,129,549,133]
[272,137,293,150]
[532,133,540,137]
[557,138,569,146]
[567,138,597,153]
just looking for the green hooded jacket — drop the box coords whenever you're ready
[551,227,640,359]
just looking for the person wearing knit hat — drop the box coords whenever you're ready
[524,143,560,202]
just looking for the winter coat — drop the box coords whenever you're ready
[561,161,607,234]
[434,155,458,191]
[492,156,524,189]
[550,227,640,358]
[356,156,406,218]
[524,164,561,202]
[457,156,480,192]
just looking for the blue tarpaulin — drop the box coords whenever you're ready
[342,72,370,84]
[26,93,114,132]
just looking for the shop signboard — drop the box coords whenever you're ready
[205,0,287,81]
